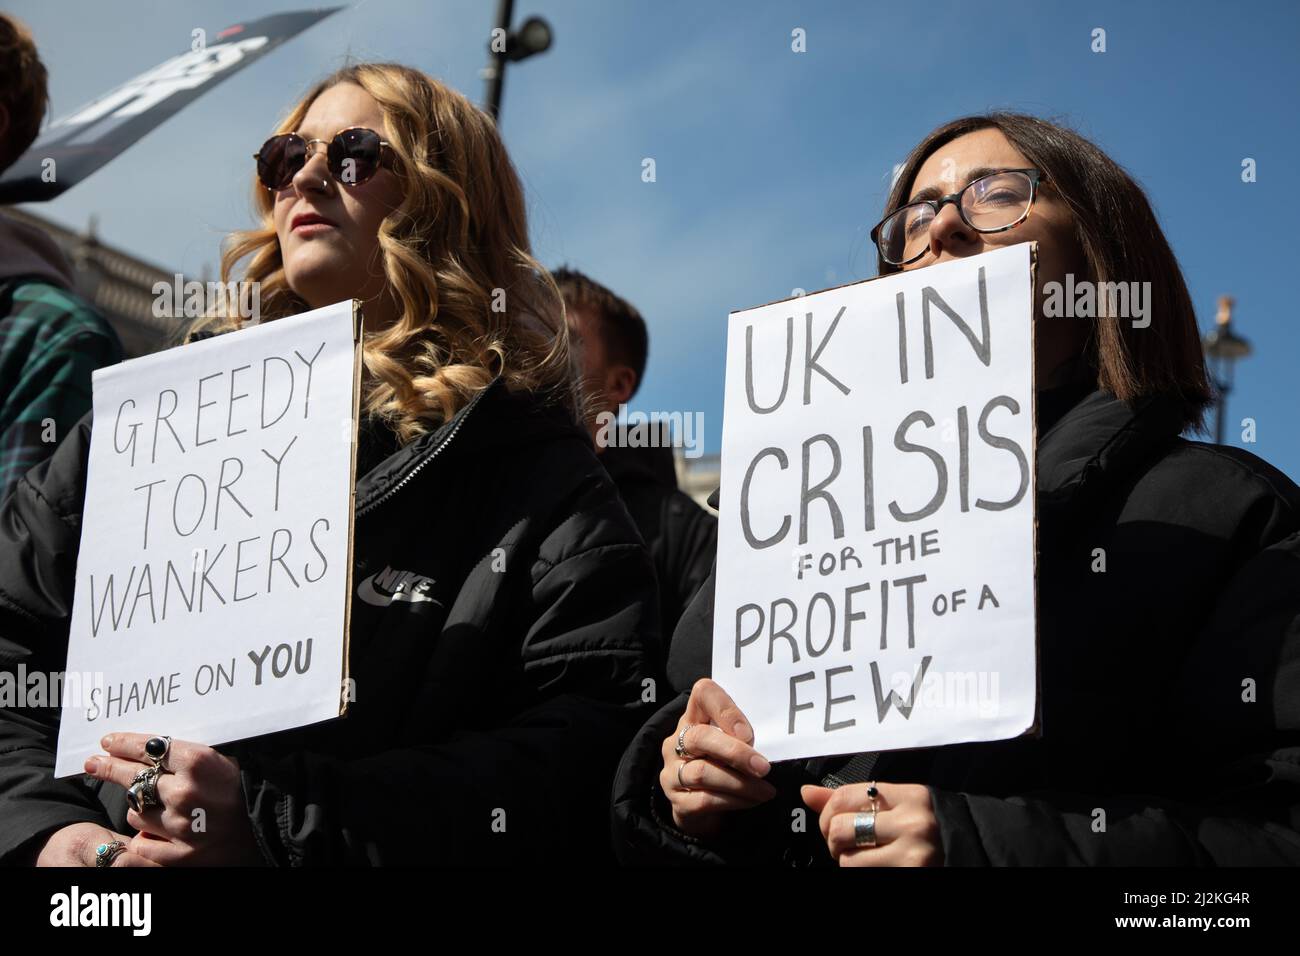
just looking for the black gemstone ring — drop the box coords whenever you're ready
[145,735,171,770]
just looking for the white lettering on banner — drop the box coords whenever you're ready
[50,38,269,128]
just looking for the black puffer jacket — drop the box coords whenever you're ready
[599,442,717,642]
[0,376,662,865]
[612,388,1300,866]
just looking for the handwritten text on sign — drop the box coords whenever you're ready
[55,301,359,777]
[713,244,1037,762]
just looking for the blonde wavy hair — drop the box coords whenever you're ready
[188,62,575,442]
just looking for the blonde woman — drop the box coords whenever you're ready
[0,63,660,867]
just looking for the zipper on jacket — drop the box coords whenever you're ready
[354,382,492,518]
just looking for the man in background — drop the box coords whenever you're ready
[554,267,716,641]
[0,14,123,501]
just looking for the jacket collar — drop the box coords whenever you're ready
[1036,388,1184,519]
[353,377,504,514]
[600,441,679,490]
[353,377,586,515]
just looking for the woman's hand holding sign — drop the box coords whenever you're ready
[34,822,159,867]
[84,733,266,866]
[801,781,943,866]
[662,679,943,864]
[662,679,777,837]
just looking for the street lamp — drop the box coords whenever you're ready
[482,0,553,121]
[1202,295,1252,445]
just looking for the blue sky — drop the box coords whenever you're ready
[12,0,1300,478]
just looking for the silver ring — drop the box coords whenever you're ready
[675,724,695,759]
[854,810,878,848]
[676,760,692,792]
[94,839,126,868]
[126,765,164,814]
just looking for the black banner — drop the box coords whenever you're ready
[0,8,341,204]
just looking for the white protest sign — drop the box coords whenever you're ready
[713,243,1038,763]
[55,300,362,777]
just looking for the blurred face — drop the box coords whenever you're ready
[902,128,1091,389]
[566,304,636,445]
[567,305,607,392]
[272,83,404,324]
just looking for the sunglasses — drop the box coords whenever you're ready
[253,126,393,191]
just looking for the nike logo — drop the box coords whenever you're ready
[356,565,440,607]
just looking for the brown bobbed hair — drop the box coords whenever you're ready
[879,112,1212,431]
[0,14,49,171]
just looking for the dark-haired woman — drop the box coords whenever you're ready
[611,112,1300,866]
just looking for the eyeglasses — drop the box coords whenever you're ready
[870,168,1047,266]
[253,126,393,191]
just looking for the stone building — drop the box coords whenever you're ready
[5,207,187,358]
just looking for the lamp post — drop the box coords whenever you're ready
[482,0,553,121]
[1202,295,1253,445]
